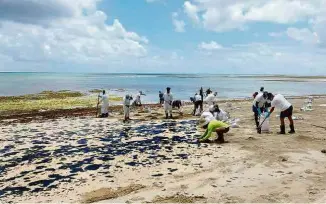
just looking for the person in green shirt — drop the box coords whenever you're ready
[198,119,230,143]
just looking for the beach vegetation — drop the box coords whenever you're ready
[0,91,122,113]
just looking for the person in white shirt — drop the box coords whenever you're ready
[135,91,142,106]
[266,93,295,134]
[200,111,215,129]
[164,87,173,119]
[193,93,202,116]
[209,105,228,122]
[252,91,268,128]
[205,92,218,106]
[123,94,133,122]
[99,90,109,117]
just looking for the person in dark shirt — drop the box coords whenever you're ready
[159,91,164,104]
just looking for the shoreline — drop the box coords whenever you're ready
[1,93,325,125]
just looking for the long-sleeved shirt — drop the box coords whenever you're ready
[164,93,173,104]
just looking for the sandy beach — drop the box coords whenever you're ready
[1,96,326,203]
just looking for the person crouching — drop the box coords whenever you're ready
[198,118,230,143]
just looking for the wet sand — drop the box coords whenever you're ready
[1,97,326,203]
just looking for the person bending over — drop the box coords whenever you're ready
[198,119,230,143]
[252,91,268,127]
[266,93,295,134]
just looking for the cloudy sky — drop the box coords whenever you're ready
[0,0,325,74]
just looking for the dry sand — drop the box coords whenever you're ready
[1,97,326,203]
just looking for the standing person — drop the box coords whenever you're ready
[135,91,142,106]
[199,87,204,112]
[99,90,109,117]
[123,94,133,122]
[198,119,230,143]
[164,87,173,119]
[266,93,295,134]
[252,91,268,127]
[205,92,218,106]
[159,91,164,104]
[193,93,202,116]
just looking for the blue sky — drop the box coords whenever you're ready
[0,0,325,75]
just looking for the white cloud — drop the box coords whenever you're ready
[193,42,326,75]
[184,1,200,24]
[286,27,319,44]
[172,13,186,32]
[269,32,284,37]
[182,0,326,32]
[0,0,148,66]
[199,41,223,50]
[312,17,326,45]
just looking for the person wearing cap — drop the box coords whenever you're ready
[200,111,215,127]
[198,118,230,143]
[252,91,268,128]
[123,94,133,122]
[164,87,173,119]
[266,93,295,134]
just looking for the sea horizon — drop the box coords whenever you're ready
[2,72,326,101]
[1,71,326,77]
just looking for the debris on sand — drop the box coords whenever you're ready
[81,184,145,203]
[321,149,326,154]
[150,194,206,203]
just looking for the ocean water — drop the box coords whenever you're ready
[1,73,326,102]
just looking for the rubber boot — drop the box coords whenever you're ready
[165,113,168,119]
[278,125,286,134]
[288,124,295,134]
[170,114,173,119]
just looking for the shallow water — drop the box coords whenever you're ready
[1,73,326,101]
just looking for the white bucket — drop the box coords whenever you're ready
[259,113,270,133]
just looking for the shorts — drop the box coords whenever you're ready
[280,106,293,118]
